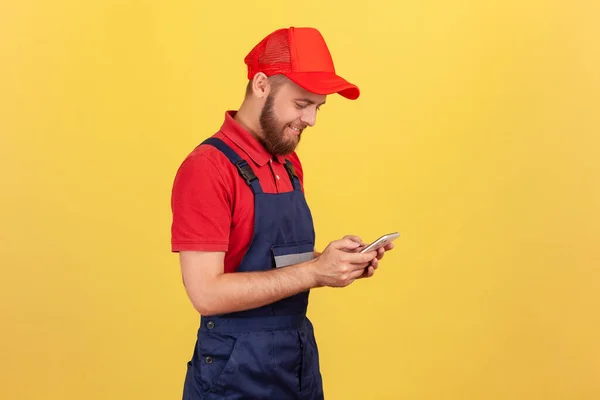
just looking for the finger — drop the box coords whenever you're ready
[347,257,377,272]
[383,242,395,251]
[349,262,372,272]
[343,236,365,253]
[348,251,378,264]
[342,235,364,245]
[376,247,385,260]
[357,266,375,279]
[350,268,364,279]
[356,269,368,279]
[371,258,379,268]
[332,238,363,251]
[350,266,370,280]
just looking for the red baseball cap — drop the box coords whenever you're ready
[244,27,360,100]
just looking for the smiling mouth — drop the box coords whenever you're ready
[287,124,304,135]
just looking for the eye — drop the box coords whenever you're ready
[295,102,308,109]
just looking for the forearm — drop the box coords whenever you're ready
[197,260,318,316]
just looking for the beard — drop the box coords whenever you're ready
[258,94,301,156]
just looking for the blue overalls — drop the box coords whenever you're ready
[182,138,324,400]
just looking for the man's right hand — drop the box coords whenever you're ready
[310,236,378,288]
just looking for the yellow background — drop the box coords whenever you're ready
[1,0,599,399]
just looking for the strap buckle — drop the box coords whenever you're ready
[235,160,258,185]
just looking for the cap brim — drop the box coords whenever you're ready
[283,71,360,100]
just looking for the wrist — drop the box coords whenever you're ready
[290,257,319,289]
[304,257,322,289]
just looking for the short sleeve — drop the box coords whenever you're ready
[171,152,232,252]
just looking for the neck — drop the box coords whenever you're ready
[234,100,263,141]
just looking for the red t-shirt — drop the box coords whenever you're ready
[171,111,305,273]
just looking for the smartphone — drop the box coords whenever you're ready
[359,232,400,253]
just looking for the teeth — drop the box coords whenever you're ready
[289,125,301,132]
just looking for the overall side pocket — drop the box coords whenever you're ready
[297,330,306,393]
[197,332,243,393]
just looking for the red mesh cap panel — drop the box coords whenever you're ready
[245,29,292,79]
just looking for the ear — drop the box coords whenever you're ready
[250,72,269,99]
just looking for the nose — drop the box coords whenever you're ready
[301,107,317,127]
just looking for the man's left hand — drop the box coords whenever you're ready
[358,242,395,279]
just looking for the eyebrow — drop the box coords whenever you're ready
[295,98,326,106]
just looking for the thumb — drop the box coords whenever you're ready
[342,235,364,245]
[332,238,363,251]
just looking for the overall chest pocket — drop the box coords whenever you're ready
[271,241,315,268]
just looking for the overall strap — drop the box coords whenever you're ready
[200,138,263,194]
[283,160,302,191]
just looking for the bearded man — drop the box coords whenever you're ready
[170,26,393,400]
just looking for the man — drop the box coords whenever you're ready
[171,27,394,399]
